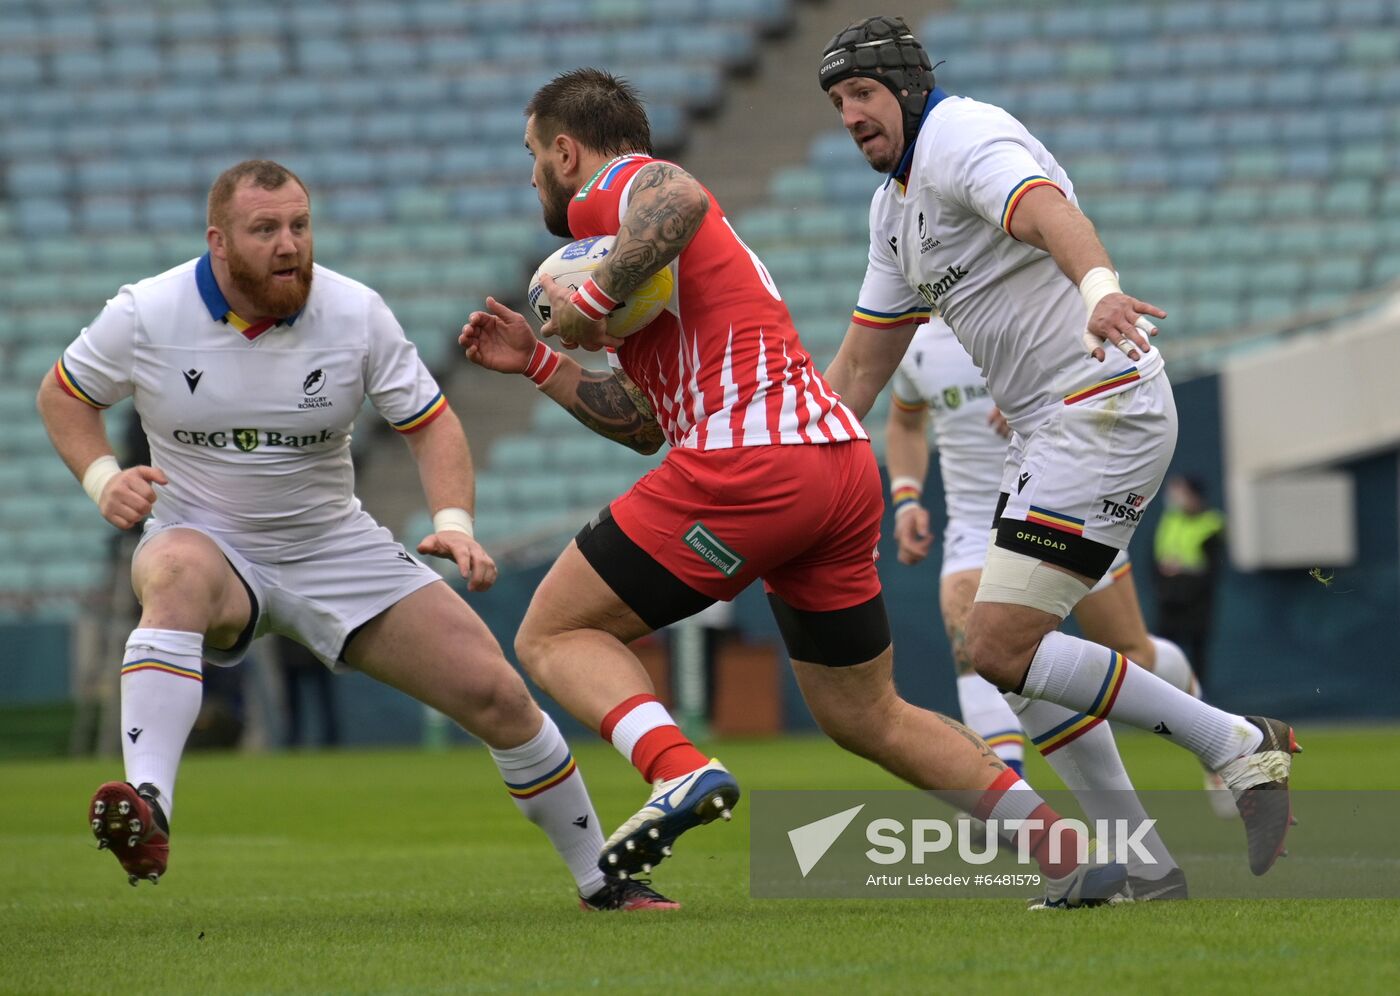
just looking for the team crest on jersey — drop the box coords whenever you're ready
[299,368,333,410]
[233,428,260,452]
[917,212,940,254]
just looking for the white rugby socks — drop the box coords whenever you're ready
[120,628,205,820]
[1148,636,1200,698]
[1021,631,1258,770]
[1010,693,1177,878]
[489,711,607,897]
[956,674,1026,776]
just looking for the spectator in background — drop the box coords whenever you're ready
[1154,475,1226,680]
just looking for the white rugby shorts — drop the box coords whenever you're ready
[994,373,1177,576]
[940,515,995,578]
[136,510,443,669]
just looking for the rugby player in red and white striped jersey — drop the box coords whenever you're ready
[462,69,1124,907]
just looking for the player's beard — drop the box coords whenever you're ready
[226,241,314,318]
[536,163,574,238]
[855,126,903,174]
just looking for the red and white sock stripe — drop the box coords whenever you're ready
[523,339,561,386]
[600,694,673,760]
[570,277,619,322]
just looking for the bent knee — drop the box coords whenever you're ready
[964,616,1039,691]
[512,611,557,679]
[134,534,230,607]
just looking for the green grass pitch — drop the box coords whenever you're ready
[4,727,1400,993]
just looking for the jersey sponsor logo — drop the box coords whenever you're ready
[683,522,746,577]
[929,382,988,411]
[1097,492,1148,524]
[183,368,203,394]
[173,428,337,451]
[916,265,969,306]
[234,428,260,452]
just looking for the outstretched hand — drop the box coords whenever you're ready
[460,297,538,374]
[1084,292,1164,363]
[417,530,499,592]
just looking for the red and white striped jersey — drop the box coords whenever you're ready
[569,154,865,451]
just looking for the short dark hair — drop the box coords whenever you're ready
[207,159,309,230]
[525,68,653,157]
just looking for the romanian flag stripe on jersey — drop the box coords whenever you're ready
[1111,559,1133,582]
[1064,367,1141,405]
[504,755,578,799]
[392,392,447,433]
[121,659,203,682]
[54,358,109,409]
[1024,505,1085,536]
[1000,175,1062,233]
[852,304,932,329]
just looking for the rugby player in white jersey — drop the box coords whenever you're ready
[463,69,1129,908]
[887,318,1239,897]
[36,160,674,911]
[818,17,1298,875]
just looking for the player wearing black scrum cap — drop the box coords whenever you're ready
[819,16,1301,888]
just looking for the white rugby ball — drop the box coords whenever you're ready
[527,235,674,338]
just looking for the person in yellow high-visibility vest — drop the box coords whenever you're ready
[1154,476,1226,680]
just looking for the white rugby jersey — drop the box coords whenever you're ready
[854,90,1165,432]
[891,318,1003,526]
[56,254,447,558]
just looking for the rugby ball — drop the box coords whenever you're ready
[526,235,674,338]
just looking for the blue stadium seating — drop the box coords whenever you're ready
[0,0,795,615]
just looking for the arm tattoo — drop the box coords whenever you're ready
[567,370,665,455]
[599,162,708,300]
[937,714,1008,773]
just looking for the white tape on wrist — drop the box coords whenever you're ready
[432,507,475,539]
[1078,267,1143,357]
[81,455,121,506]
[1078,266,1121,314]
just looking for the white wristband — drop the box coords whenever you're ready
[1078,266,1122,313]
[82,455,121,506]
[889,476,923,496]
[1078,267,1146,357]
[432,507,475,539]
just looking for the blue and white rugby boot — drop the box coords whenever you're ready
[599,759,740,878]
[1027,841,1128,910]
